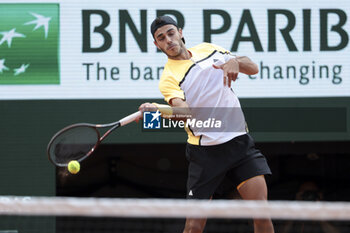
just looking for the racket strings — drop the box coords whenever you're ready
[49,126,99,166]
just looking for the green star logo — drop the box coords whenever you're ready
[0,4,59,84]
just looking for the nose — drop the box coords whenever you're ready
[165,35,172,44]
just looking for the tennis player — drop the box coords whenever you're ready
[138,16,274,233]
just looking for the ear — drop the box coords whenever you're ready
[179,28,183,36]
[178,28,184,42]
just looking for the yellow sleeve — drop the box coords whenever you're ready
[159,73,185,104]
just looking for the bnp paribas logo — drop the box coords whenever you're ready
[0,4,59,84]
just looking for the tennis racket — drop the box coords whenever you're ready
[47,111,142,167]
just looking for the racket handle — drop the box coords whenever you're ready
[119,111,142,126]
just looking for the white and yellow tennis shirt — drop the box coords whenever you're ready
[159,43,247,146]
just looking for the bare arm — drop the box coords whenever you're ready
[168,98,192,120]
[169,97,189,108]
[236,56,259,75]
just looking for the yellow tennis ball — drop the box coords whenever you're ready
[68,160,80,174]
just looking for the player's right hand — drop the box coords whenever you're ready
[212,58,239,88]
[136,102,158,122]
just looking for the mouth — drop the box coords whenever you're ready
[167,44,176,50]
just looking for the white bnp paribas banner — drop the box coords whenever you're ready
[0,0,349,99]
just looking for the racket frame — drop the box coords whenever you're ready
[47,111,141,167]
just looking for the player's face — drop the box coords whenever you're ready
[153,25,186,59]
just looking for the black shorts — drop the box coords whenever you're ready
[185,133,271,199]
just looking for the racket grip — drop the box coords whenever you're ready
[119,111,142,126]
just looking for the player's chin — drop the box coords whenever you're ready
[166,49,180,57]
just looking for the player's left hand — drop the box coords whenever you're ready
[213,58,239,88]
